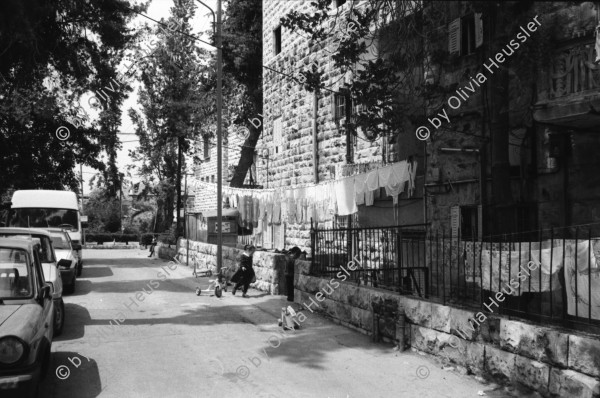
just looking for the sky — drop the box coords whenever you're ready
[80,0,218,195]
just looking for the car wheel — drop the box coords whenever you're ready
[54,299,65,336]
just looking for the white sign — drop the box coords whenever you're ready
[80,215,88,223]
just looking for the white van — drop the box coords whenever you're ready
[7,190,85,275]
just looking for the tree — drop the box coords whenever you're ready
[85,189,121,233]
[215,0,263,187]
[0,0,143,199]
[128,0,207,233]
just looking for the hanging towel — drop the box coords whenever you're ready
[267,196,274,225]
[335,178,358,216]
[365,190,375,206]
[354,174,368,195]
[287,197,296,224]
[356,191,365,205]
[385,161,408,203]
[377,165,394,188]
[253,197,260,227]
[366,170,379,191]
[272,192,281,225]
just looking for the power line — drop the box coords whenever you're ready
[126,6,217,49]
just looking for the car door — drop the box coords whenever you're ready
[40,236,63,298]
[32,250,54,342]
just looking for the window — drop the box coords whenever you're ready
[333,93,351,121]
[460,205,482,240]
[449,14,481,56]
[460,15,476,56]
[203,136,210,160]
[273,26,282,55]
[8,208,79,231]
[211,175,215,183]
[273,117,282,154]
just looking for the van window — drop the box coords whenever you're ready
[50,233,71,250]
[7,208,78,231]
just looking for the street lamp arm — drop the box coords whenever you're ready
[193,0,216,35]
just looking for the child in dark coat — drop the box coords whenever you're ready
[231,245,256,297]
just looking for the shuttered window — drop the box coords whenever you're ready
[448,18,461,54]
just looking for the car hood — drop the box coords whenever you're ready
[0,305,41,341]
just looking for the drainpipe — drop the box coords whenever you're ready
[313,91,319,184]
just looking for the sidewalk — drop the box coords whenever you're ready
[150,254,523,398]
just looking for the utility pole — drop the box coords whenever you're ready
[216,0,223,281]
[193,0,222,280]
[119,173,123,232]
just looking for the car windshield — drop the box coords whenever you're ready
[0,234,54,263]
[7,208,78,232]
[50,234,71,250]
[0,248,33,299]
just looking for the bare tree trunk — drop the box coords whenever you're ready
[230,122,261,187]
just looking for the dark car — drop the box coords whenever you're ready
[0,228,66,335]
[0,238,54,398]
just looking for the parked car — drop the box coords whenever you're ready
[0,228,65,335]
[0,238,54,398]
[46,227,82,276]
[47,230,78,295]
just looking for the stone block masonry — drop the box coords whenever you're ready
[293,265,600,397]
[262,0,390,249]
[176,238,287,295]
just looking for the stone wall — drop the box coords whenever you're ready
[157,242,177,261]
[294,263,600,398]
[177,238,288,295]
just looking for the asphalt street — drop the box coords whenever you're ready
[38,249,513,398]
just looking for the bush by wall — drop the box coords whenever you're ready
[86,233,140,244]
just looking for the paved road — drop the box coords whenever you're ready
[39,249,511,398]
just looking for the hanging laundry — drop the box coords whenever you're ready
[565,240,600,320]
[365,190,374,206]
[385,161,409,204]
[334,177,358,216]
[354,174,367,206]
[377,165,394,188]
[253,197,260,227]
[365,170,379,191]
[272,192,282,225]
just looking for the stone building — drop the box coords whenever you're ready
[423,1,600,239]
[260,0,424,251]
[192,119,263,213]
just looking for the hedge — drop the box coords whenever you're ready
[86,233,139,244]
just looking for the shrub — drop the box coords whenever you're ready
[141,234,154,246]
